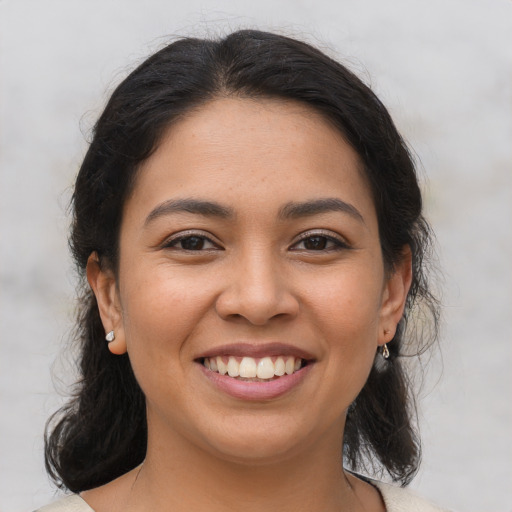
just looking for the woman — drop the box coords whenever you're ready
[38,30,446,511]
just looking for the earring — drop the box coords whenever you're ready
[105,330,115,342]
[382,343,390,359]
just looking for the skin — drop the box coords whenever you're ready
[86,97,412,512]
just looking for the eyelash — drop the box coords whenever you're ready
[163,231,220,251]
[163,230,349,253]
[290,230,349,252]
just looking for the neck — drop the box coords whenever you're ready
[124,420,364,512]
[81,413,385,512]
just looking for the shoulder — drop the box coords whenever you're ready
[34,494,95,512]
[374,481,453,512]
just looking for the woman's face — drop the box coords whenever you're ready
[91,98,410,464]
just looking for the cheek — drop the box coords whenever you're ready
[305,266,383,333]
[119,269,213,363]
[303,268,383,380]
[117,277,209,415]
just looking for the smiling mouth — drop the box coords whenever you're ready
[202,356,308,381]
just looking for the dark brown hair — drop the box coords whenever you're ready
[45,29,439,492]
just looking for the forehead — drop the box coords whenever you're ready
[128,97,375,223]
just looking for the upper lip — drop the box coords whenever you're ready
[196,342,316,361]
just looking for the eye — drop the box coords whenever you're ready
[290,231,348,252]
[163,232,220,251]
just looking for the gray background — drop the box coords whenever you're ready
[1,1,511,511]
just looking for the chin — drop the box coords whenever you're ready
[195,413,325,466]
[207,436,303,466]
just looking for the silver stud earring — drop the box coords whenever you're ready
[105,330,115,342]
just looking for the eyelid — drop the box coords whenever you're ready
[290,229,350,250]
[162,229,222,249]
[160,229,349,251]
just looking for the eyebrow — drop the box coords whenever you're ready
[144,196,364,226]
[144,198,234,226]
[278,198,365,223]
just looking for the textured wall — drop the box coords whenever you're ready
[1,1,511,510]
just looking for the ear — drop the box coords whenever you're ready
[86,252,127,355]
[378,246,413,346]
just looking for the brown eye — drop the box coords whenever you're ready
[164,233,218,251]
[290,232,349,252]
[180,236,206,250]
[303,236,328,250]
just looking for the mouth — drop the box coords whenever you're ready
[195,343,315,400]
[201,355,308,381]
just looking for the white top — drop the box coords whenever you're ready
[375,482,451,511]
[35,482,451,511]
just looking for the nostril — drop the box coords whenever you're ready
[214,278,300,326]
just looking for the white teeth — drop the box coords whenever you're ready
[239,357,257,378]
[227,356,240,377]
[216,356,227,375]
[257,357,275,379]
[274,357,285,376]
[285,357,295,375]
[204,355,305,379]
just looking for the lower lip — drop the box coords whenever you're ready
[198,363,313,401]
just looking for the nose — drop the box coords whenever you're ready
[215,250,299,326]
